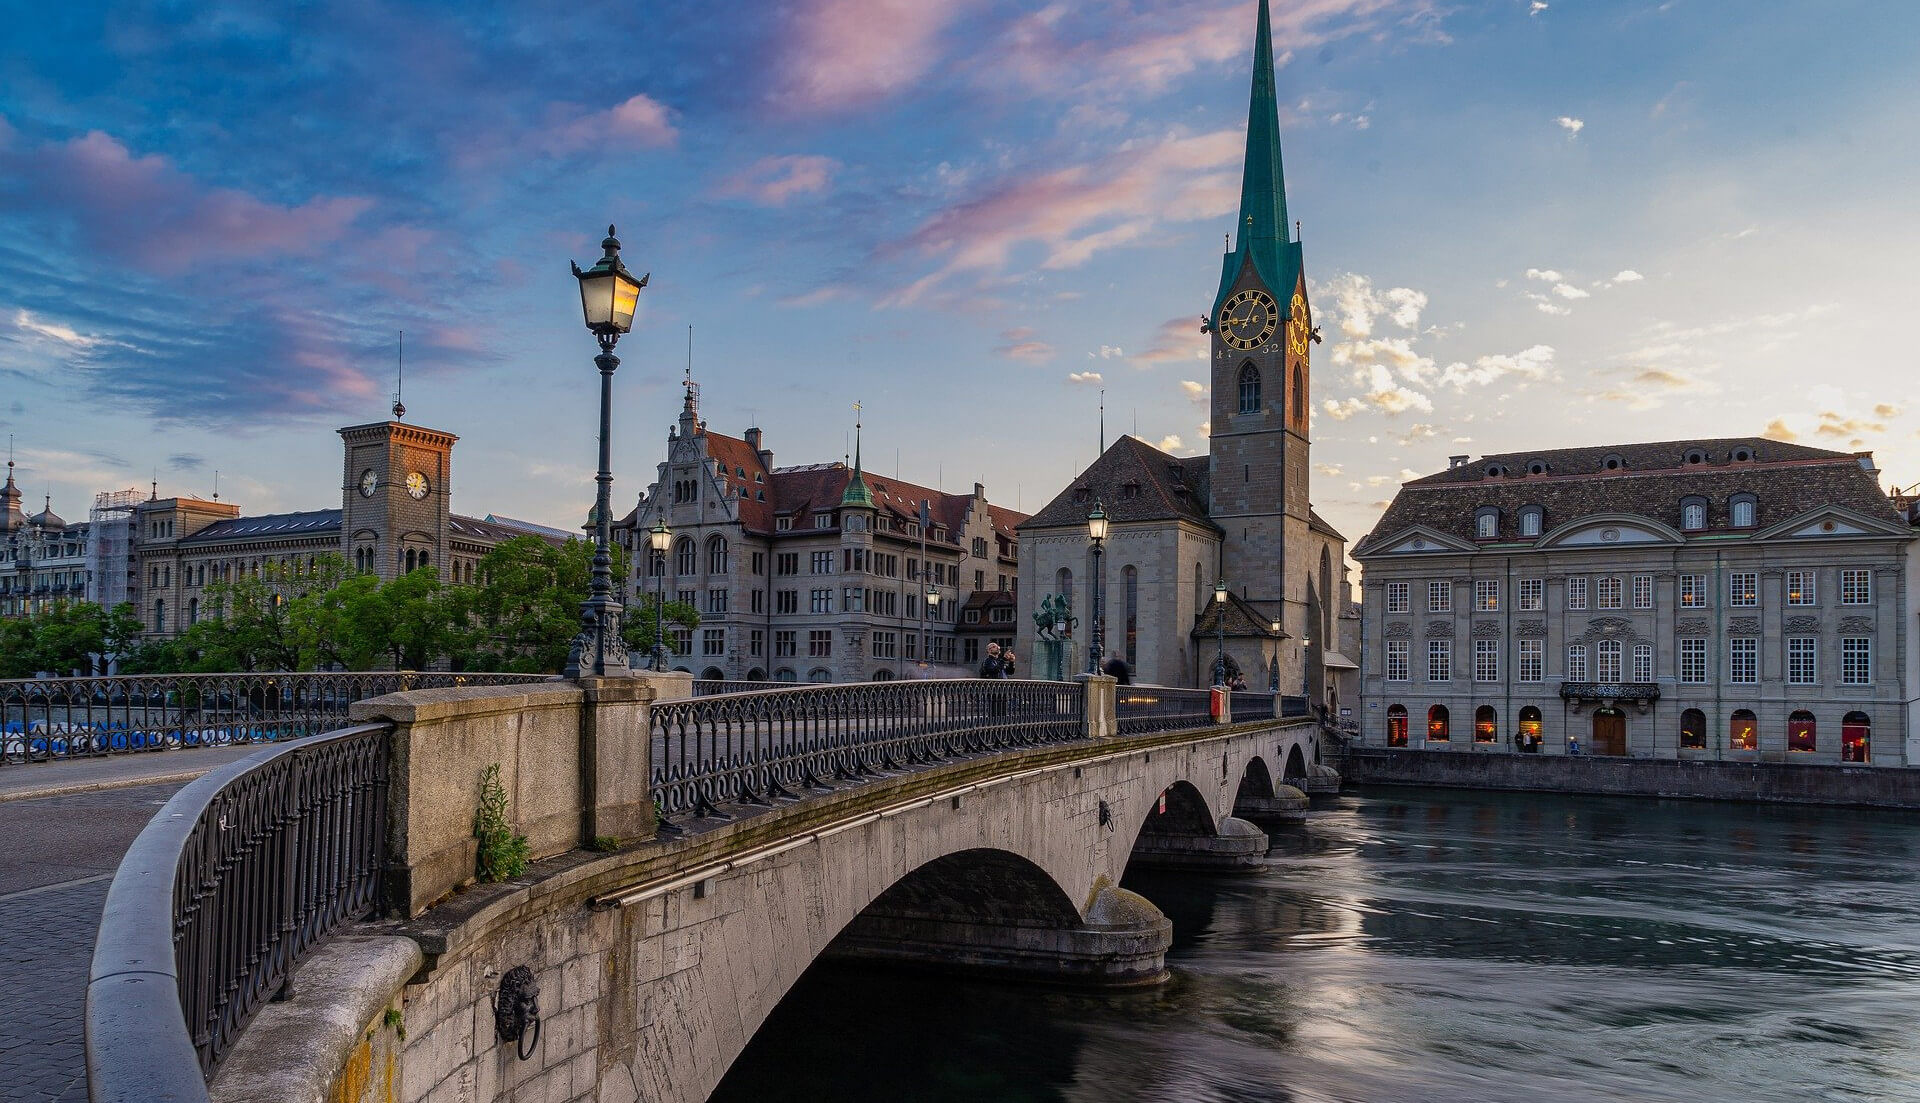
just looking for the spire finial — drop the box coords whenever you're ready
[392,329,406,421]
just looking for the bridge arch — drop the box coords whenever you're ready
[1284,744,1307,784]
[1235,755,1276,806]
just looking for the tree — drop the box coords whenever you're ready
[453,535,685,674]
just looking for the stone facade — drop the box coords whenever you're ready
[1354,439,1919,767]
[0,462,91,619]
[612,388,1026,683]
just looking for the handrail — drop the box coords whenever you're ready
[86,722,394,1099]
[1,670,550,767]
[1116,685,1214,734]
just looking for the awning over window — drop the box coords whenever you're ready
[1321,649,1359,671]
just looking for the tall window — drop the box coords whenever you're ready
[1843,712,1871,764]
[1518,578,1543,611]
[1476,512,1497,539]
[1679,638,1707,683]
[1387,705,1408,746]
[1519,508,1542,537]
[1679,574,1706,609]
[1056,567,1074,613]
[1123,565,1139,667]
[1729,637,1758,683]
[1631,575,1653,610]
[811,551,834,574]
[1730,709,1757,751]
[1841,638,1872,685]
[706,536,729,574]
[1788,710,1816,753]
[1386,582,1410,613]
[1596,577,1623,609]
[1474,705,1498,743]
[1596,639,1623,682]
[1385,640,1409,681]
[707,588,728,613]
[1474,638,1499,682]
[1786,570,1816,606]
[1292,364,1306,426]
[1682,502,1706,531]
[1787,637,1817,685]
[675,536,697,575]
[810,588,833,613]
[1238,363,1261,414]
[872,631,896,659]
[1475,579,1500,611]
[1729,572,1758,607]
[1517,639,1543,682]
[808,630,832,657]
[1840,569,1872,605]
[1567,577,1588,610]
[702,629,725,656]
[1567,643,1588,681]
[1428,580,1452,613]
[1427,639,1451,682]
[775,630,796,657]
[1632,643,1653,683]
[1427,705,1451,742]
[1680,709,1707,750]
[1731,497,1756,527]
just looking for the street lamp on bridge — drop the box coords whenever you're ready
[565,225,648,679]
[647,517,672,672]
[1268,619,1282,693]
[1211,579,1228,686]
[1086,502,1108,675]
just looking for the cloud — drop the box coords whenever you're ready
[1156,434,1182,452]
[1320,273,1426,339]
[1764,418,1798,443]
[719,154,838,206]
[1874,403,1901,419]
[1529,1,1548,14]
[168,453,205,471]
[1180,380,1206,402]
[1555,116,1584,136]
[1398,423,1439,444]
[1551,282,1590,300]
[12,310,103,349]
[1090,345,1124,359]
[1612,269,1644,283]
[1525,293,1572,316]
[998,335,1055,362]
[1813,411,1887,439]
[1524,268,1563,283]
[1132,316,1207,367]
[1432,345,1555,389]
[1067,370,1103,384]
[773,0,972,112]
[1324,364,1433,419]
[1315,463,1343,476]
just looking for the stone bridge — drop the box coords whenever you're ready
[90,677,1325,1103]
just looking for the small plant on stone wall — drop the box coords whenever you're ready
[474,763,530,882]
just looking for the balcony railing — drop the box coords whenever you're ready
[1558,682,1660,701]
[1,671,552,766]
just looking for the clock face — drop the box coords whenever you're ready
[406,471,430,500]
[359,469,377,498]
[1286,291,1311,356]
[1219,289,1279,351]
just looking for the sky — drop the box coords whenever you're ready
[2,0,1916,554]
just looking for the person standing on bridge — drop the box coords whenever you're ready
[979,642,1005,679]
[1103,656,1132,685]
[1001,649,1017,678]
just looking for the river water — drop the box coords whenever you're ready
[710,788,1920,1103]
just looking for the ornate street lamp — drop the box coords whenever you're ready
[1268,619,1282,693]
[1086,503,1108,674]
[924,586,940,670]
[1211,579,1228,686]
[565,225,648,679]
[1301,635,1314,708]
[647,517,672,672]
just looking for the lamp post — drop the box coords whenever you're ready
[1268,619,1282,693]
[1211,579,1228,686]
[925,586,940,670]
[647,517,671,672]
[1086,503,1108,674]
[564,225,648,679]
[1301,635,1314,709]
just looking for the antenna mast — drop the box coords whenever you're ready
[392,330,406,420]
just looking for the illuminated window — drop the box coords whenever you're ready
[1679,574,1707,609]
[1474,705,1497,743]
[1840,569,1872,605]
[1730,709,1757,751]
[1729,572,1757,607]
[1427,705,1451,742]
[1387,704,1408,746]
[1787,710,1816,753]
[1842,712,1871,763]
[1475,579,1500,611]
[1680,708,1706,750]
[1786,570,1815,606]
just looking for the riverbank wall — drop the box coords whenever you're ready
[1343,746,1920,810]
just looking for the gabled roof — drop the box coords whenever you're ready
[458,515,571,547]
[180,509,342,543]
[1308,508,1345,542]
[1192,590,1289,638]
[1020,435,1216,532]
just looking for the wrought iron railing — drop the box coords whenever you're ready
[87,722,393,1097]
[651,679,1086,822]
[1232,690,1275,718]
[1280,694,1310,718]
[1115,685,1215,734]
[692,678,765,697]
[0,670,550,766]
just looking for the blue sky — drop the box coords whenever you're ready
[2,0,1915,550]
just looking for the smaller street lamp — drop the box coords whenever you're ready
[1301,635,1314,708]
[1268,619,1282,693]
[1086,503,1108,674]
[647,517,672,672]
[925,586,940,668]
[1211,579,1228,686]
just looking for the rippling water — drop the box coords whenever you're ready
[711,789,1920,1102]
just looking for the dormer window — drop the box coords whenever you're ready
[1525,459,1548,476]
[1072,487,1091,504]
[1518,506,1543,537]
[1601,454,1624,472]
[1729,494,1757,528]
[1475,507,1500,539]
[1485,463,1507,479]
[1731,446,1754,462]
[1681,498,1707,531]
[815,513,834,529]
[776,515,792,531]
[1121,481,1141,499]
[1683,448,1707,465]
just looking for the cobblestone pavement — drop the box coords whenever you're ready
[0,782,187,1103]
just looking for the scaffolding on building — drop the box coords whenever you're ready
[86,489,142,610]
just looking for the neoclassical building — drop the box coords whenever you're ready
[1353,438,1918,766]
[613,385,1026,682]
[1018,1,1355,700]
[1,462,92,619]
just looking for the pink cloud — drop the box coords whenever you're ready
[720,154,838,206]
[540,93,678,155]
[774,0,974,112]
[15,130,371,274]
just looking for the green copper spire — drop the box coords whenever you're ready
[841,409,873,509]
[1214,0,1301,316]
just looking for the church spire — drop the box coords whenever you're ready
[1214,0,1299,314]
[841,402,873,509]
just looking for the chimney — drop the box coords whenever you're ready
[1447,455,1470,469]
[1854,451,1877,473]
[974,481,986,501]
[745,427,762,449]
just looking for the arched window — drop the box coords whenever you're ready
[1238,363,1261,414]
[1680,708,1706,749]
[1787,710,1816,753]
[707,535,729,574]
[1597,639,1623,682]
[1730,494,1757,528]
[1056,567,1074,615]
[1519,507,1543,537]
[1386,704,1408,747]
[871,669,894,681]
[187,598,198,626]
[1474,705,1497,743]
[1730,709,1758,751]
[405,548,416,572]
[806,667,832,683]
[1842,711,1871,763]
[419,550,430,570]
[1518,705,1542,747]
[1123,565,1139,667]
[675,536,697,575]
[775,668,797,683]
[1319,547,1334,641]
[1476,509,1499,539]
[1292,364,1306,425]
[154,598,166,633]
[1427,705,1451,742]
[1682,501,1706,531]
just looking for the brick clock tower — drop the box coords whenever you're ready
[339,420,456,582]
[1208,0,1314,628]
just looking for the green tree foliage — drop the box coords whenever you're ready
[451,535,694,673]
[0,600,151,677]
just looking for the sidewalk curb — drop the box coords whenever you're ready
[0,767,216,804]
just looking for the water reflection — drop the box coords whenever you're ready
[710,789,1920,1103]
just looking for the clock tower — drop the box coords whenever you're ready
[340,420,456,582]
[1208,0,1312,627]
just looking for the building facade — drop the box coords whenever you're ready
[1353,439,1918,766]
[613,387,1025,683]
[1,463,92,619]
[1018,0,1353,699]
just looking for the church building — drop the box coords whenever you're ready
[1018,0,1353,700]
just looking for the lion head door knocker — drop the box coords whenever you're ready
[492,966,542,1060]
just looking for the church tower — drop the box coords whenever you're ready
[1208,0,1312,622]
[339,420,456,582]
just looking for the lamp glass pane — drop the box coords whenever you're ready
[1088,513,1109,541]
[650,525,672,552]
[579,272,615,328]
[610,272,641,331]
